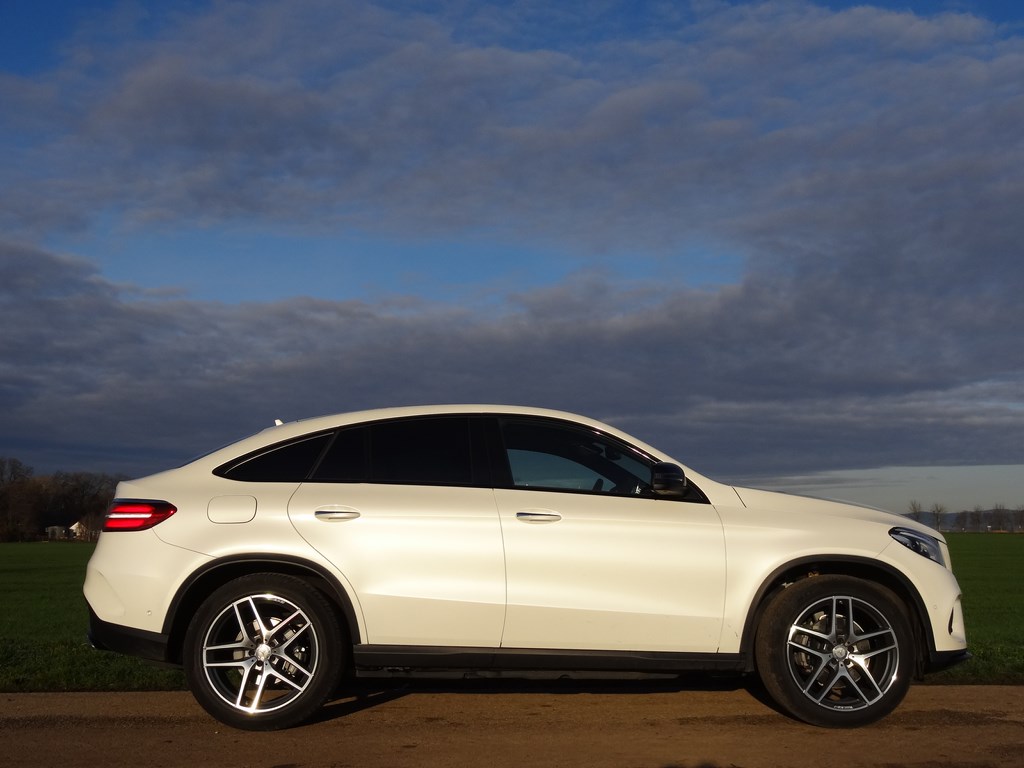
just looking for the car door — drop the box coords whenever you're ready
[287,416,506,648]
[493,417,726,653]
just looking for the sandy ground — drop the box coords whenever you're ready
[3,681,1023,768]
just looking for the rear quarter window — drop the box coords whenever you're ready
[216,432,333,482]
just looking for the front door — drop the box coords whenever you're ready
[493,417,726,653]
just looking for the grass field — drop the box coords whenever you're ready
[0,542,185,692]
[0,534,1020,692]
[929,533,1024,684]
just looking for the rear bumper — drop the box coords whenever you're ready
[87,606,174,665]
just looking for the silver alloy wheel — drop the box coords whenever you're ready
[786,594,900,711]
[201,592,320,714]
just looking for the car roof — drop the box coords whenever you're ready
[189,404,677,471]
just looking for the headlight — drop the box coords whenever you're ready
[889,527,946,567]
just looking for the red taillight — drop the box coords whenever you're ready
[104,500,177,531]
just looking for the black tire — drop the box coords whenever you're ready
[754,575,915,728]
[183,573,343,730]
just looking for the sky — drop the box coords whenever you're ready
[2,0,1023,514]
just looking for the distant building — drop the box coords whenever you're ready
[69,521,94,540]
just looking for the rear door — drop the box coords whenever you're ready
[287,416,506,647]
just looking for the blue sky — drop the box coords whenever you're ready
[2,0,1023,513]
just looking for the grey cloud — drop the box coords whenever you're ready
[4,0,1021,253]
[2,1,1022,480]
[3,242,1021,480]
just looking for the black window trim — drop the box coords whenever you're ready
[212,411,708,503]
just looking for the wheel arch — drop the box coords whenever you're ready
[739,555,934,676]
[161,554,361,665]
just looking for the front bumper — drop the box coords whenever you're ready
[927,648,972,673]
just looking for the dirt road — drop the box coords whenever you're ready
[3,681,1022,768]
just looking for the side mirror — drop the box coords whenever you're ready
[651,462,687,498]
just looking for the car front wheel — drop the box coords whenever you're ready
[183,573,343,730]
[755,574,915,727]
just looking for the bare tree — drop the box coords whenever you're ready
[907,500,924,522]
[0,457,36,542]
[0,461,122,540]
[1015,505,1024,533]
[990,503,1010,532]
[954,509,969,531]
[46,471,120,533]
[969,505,985,532]
[930,503,947,531]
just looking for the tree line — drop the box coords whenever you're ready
[0,457,122,542]
[906,500,1024,532]
[2,455,1021,542]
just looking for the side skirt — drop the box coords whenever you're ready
[353,645,745,679]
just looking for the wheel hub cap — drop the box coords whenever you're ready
[201,592,320,714]
[786,594,900,712]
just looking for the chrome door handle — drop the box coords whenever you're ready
[516,511,562,523]
[314,506,361,521]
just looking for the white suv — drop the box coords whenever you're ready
[84,405,967,730]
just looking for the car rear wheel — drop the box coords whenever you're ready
[755,575,914,727]
[183,573,343,730]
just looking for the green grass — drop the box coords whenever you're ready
[0,535,1020,692]
[928,533,1024,684]
[0,542,185,692]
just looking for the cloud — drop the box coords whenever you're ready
[3,241,1022,480]
[3,1,1021,253]
[1,1,1022,482]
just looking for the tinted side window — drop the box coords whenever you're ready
[219,433,333,482]
[500,419,652,496]
[311,426,368,481]
[369,417,473,485]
